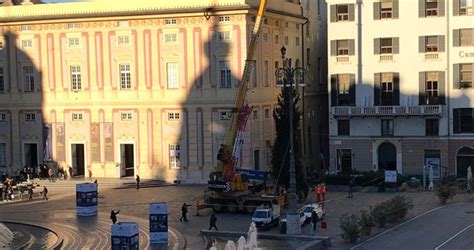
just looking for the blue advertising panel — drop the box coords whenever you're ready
[236,168,268,181]
[111,222,139,250]
[76,183,98,216]
[149,203,168,244]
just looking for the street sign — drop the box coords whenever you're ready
[384,171,397,183]
[111,222,139,250]
[76,183,97,216]
[149,203,168,244]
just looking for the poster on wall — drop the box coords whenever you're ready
[56,123,65,161]
[384,170,397,183]
[76,183,98,216]
[91,123,100,162]
[425,157,441,179]
[149,203,168,244]
[104,123,113,162]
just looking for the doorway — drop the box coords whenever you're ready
[337,149,352,175]
[71,144,85,176]
[24,143,38,166]
[254,149,260,171]
[378,142,397,171]
[456,147,474,178]
[120,144,134,177]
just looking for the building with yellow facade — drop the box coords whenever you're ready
[0,0,305,183]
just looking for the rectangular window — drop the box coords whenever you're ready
[220,111,230,120]
[274,35,279,44]
[296,37,300,46]
[68,38,80,47]
[338,119,350,135]
[263,33,268,43]
[460,63,473,88]
[117,35,130,45]
[165,19,177,25]
[264,60,269,87]
[23,66,34,92]
[380,0,393,18]
[118,20,129,27]
[219,16,230,22]
[169,144,181,168]
[380,38,393,54]
[285,22,289,28]
[454,108,474,133]
[253,110,258,119]
[336,149,352,174]
[337,40,349,56]
[426,72,439,104]
[426,119,439,136]
[25,112,36,122]
[0,143,6,167]
[0,113,6,122]
[119,64,131,90]
[284,36,289,45]
[264,109,270,118]
[0,40,4,50]
[460,29,474,46]
[68,23,79,29]
[218,31,230,41]
[70,65,82,91]
[381,73,394,105]
[167,62,179,89]
[168,112,180,120]
[72,113,83,121]
[337,74,350,105]
[425,36,439,52]
[337,4,350,21]
[21,40,32,48]
[460,0,473,15]
[219,60,231,88]
[0,66,4,92]
[20,25,31,31]
[165,34,177,44]
[120,112,133,121]
[425,0,438,16]
[381,119,394,136]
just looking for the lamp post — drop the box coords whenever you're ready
[275,46,305,235]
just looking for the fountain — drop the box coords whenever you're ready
[212,222,261,250]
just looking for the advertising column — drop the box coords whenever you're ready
[76,183,98,216]
[149,202,168,244]
[111,222,139,250]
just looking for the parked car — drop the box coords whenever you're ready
[279,211,306,227]
[302,203,325,224]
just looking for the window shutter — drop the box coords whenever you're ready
[330,5,337,22]
[393,73,400,105]
[349,4,355,21]
[374,2,380,20]
[393,37,399,54]
[419,72,426,105]
[374,73,381,106]
[331,40,337,56]
[453,109,460,133]
[419,36,425,53]
[419,0,425,17]
[453,0,460,16]
[331,74,337,106]
[438,35,445,52]
[393,0,399,18]
[349,74,356,106]
[438,0,445,16]
[453,64,460,89]
[349,39,355,56]
[453,29,460,47]
[438,71,445,105]
[374,38,380,54]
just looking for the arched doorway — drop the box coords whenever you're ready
[378,142,397,171]
[456,147,474,178]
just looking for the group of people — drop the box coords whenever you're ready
[19,164,73,182]
[1,172,48,202]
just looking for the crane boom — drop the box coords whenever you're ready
[209,0,268,192]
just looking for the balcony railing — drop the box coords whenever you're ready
[332,105,442,117]
[425,53,439,60]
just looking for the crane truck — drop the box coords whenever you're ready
[199,0,287,214]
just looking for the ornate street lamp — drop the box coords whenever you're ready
[274,46,305,235]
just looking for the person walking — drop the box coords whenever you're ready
[311,210,319,235]
[136,175,140,190]
[348,175,355,198]
[28,186,33,200]
[110,210,120,224]
[180,203,191,222]
[48,168,54,183]
[209,214,218,231]
[42,186,48,201]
